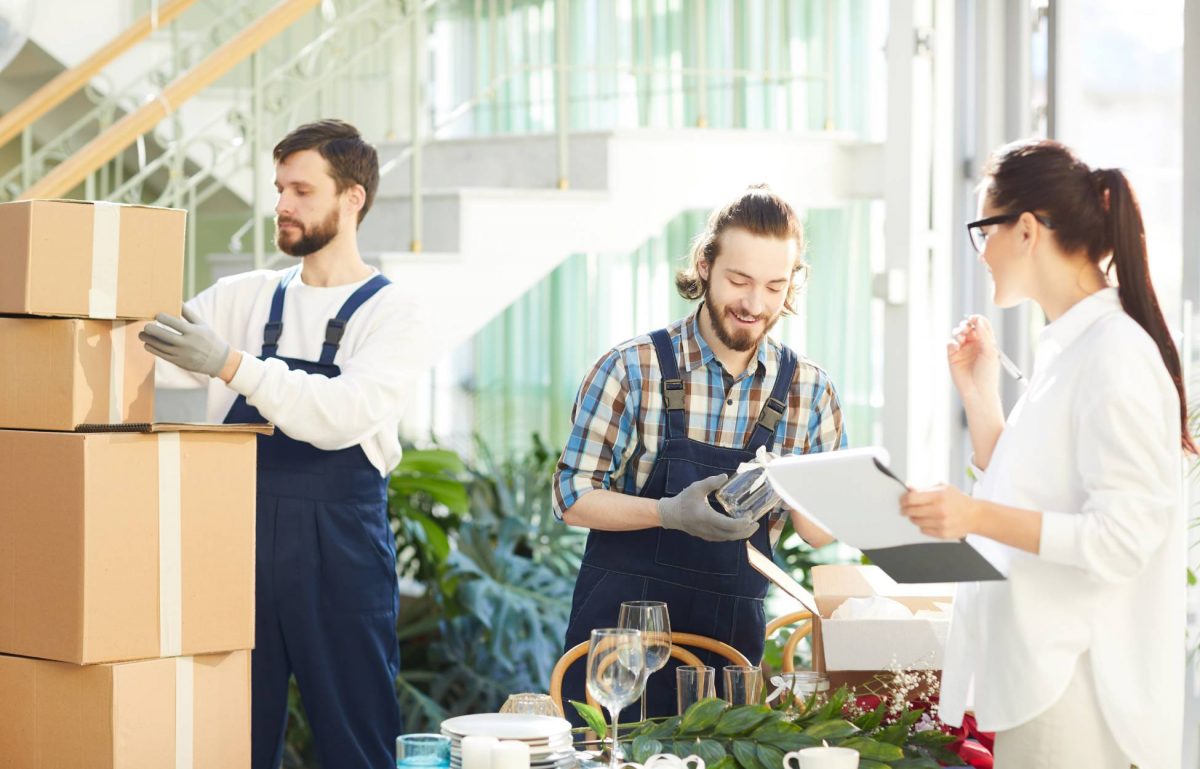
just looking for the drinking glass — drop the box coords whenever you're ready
[675,665,716,715]
[722,665,762,706]
[617,600,671,722]
[587,628,647,769]
[396,733,451,769]
[499,692,563,717]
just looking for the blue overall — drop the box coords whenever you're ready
[562,329,797,722]
[224,268,402,769]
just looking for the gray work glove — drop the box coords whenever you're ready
[139,306,231,377]
[657,474,759,542]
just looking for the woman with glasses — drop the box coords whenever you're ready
[898,139,1192,769]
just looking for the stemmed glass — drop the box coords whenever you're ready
[618,600,671,722]
[587,628,647,769]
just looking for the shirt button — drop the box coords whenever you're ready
[726,399,733,406]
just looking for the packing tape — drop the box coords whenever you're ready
[158,432,183,658]
[89,201,121,319]
[108,321,127,424]
[176,657,194,769]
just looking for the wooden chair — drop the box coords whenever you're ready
[764,610,814,673]
[548,631,751,715]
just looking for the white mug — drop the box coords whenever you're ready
[783,746,859,769]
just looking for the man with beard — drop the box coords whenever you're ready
[141,120,411,769]
[555,185,846,719]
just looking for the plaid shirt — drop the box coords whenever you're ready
[553,309,848,524]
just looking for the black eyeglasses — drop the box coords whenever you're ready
[965,212,1054,253]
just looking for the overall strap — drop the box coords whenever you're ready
[318,273,392,366]
[649,329,688,440]
[261,266,300,358]
[745,345,798,450]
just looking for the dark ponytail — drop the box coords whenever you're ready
[985,139,1195,453]
[1097,169,1195,452]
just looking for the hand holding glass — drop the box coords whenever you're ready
[587,628,647,769]
[618,600,671,722]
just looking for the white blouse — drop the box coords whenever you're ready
[938,288,1185,769]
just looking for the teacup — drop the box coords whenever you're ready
[783,746,859,769]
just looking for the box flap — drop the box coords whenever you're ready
[33,198,187,213]
[812,565,953,617]
[746,543,819,615]
[74,422,275,435]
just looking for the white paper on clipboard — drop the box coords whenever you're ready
[746,544,818,615]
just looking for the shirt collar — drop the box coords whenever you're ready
[1034,287,1122,374]
[683,305,773,379]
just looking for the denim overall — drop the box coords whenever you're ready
[224,267,402,769]
[562,328,797,722]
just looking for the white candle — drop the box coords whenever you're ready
[492,740,531,769]
[462,736,499,769]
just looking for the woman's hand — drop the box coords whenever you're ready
[948,314,1001,407]
[900,484,981,540]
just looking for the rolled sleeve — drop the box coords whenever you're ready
[552,350,637,520]
[807,370,848,452]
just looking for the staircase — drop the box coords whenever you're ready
[2,0,884,372]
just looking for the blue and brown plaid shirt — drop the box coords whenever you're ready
[553,308,848,526]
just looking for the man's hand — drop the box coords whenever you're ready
[657,474,759,542]
[139,306,232,378]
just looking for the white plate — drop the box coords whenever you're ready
[449,741,572,758]
[441,714,572,740]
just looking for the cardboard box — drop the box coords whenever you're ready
[0,649,249,769]
[0,427,258,664]
[0,199,185,319]
[811,565,952,693]
[0,317,154,430]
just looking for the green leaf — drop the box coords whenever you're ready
[838,737,906,762]
[760,734,818,753]
[396,448,467,475]
[754,743,787,769]
[646,716,682,740]
[751,720,802,742]
[852,702,887,733]
[731,740,767,769]
[708,758,737,769]
[801,719,859,741]
[874,721,909,746]
[631,736,662,764]
[679,698,729,734]
[858,762,891,769]
[713,705,775,737]
[570,701,607,739]
[908,728,956,747]
[691,739,727,766]
[892,758,944,769]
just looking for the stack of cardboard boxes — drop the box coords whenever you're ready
[0,200,256,769]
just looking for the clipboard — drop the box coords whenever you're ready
[765,447,1005,583]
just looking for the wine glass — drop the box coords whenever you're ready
[618,600,671,722]
[587,628,647,769]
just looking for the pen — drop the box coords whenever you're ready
[997,349,1025,382]
[966,318,1025,382]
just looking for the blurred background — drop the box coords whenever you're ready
[0,0,1194,764]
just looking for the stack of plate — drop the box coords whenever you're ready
[441,713,578,769]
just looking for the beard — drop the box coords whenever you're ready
[276,207,340,257]
[705,298,782,352]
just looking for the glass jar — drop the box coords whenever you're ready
[708,465,781,522]
[770,671,830,713]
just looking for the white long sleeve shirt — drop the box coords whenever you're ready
[938,288,1185,769]
[156,266,420,476]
